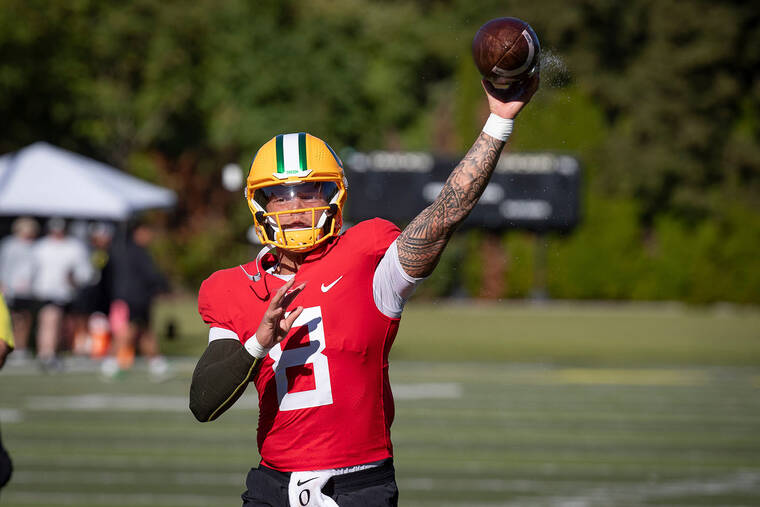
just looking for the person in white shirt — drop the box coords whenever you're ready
[0,217,39,357]
[31,218,93,370]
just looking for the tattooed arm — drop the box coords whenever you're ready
[396,76,540,278]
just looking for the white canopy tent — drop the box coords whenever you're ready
[0,142,176,220]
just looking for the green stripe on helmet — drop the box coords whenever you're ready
[275,135,284,173]
[298,132,307,173]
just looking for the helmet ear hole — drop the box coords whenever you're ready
[327,204,338,216]
[254,211,265,224]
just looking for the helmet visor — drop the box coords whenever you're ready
[254,182,339,211]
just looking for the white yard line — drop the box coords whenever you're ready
[25,394,257,412]
[399,471,760,506]
[23,383,462,412]
[393,382,462,399]
[0,408,23,422]
[11,470,243,486]
[2,492,236,506]
[8,471,759,506]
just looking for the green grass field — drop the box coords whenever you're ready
[156,297,760,366]
[1,300,759,506]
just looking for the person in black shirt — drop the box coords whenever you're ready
[101,221,170,380]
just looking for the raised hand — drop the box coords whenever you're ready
[395,75,540,279]
[482,74,540,119]
[255,278,306,349]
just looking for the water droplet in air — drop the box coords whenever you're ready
[539,49,571,89]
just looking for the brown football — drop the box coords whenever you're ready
[472,17,540,87]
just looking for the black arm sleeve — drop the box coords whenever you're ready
[189,339,263,422]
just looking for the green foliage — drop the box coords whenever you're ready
[458,230,483,297]
[454,48,487,151]
[503,232,535,298]
[533,196,760,303]
[151,217,251,290]
[546,195,646,300]
[648,203,760,303]
[511,85,606,157]
[1,0,758,302]
[413,234,468,299]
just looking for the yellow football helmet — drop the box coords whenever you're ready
[246,133,348,252]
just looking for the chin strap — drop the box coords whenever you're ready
[240,245,276,300]
[240,245,276,282]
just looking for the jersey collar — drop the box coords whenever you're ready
[239,231,341,293]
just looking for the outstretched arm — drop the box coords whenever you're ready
[396,76,540,278]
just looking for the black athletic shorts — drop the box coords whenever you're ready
[124,300,152,327]
[6,296,36,313]
[241,459,398,507]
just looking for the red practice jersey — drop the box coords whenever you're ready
[198,218,402,471]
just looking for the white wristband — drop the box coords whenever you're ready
[244,334,271,359]
[482,113,514,142]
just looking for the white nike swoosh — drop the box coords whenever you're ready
[321,276,343,292]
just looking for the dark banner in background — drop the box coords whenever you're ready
[342,151,581,232]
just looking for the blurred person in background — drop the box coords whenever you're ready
[101,220,170,380]
[70,222,115,357]
[190,75,538,506]
[0,293,15,492]
[0,217,40,361]
[31,217,93,371]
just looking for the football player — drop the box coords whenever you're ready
[0,294,15,491]
[190,75,539,506]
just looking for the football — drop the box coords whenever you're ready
[472,17,540,87]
